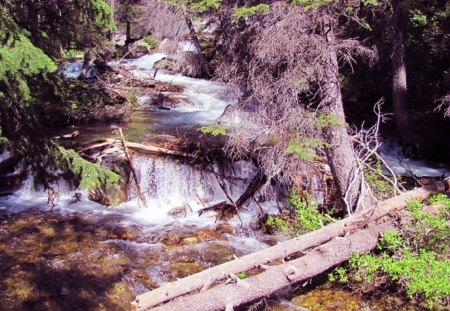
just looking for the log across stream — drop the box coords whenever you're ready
[134,179,450,311]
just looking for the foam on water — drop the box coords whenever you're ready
[379,139,450,177]
[63,62,98,79]
[129,53,166,70]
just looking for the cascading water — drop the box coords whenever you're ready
[0,50,283,310]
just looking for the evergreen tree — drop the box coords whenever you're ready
[0,0,118,189]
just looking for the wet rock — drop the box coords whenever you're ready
[154,58,177,72]
[170,261,205,279]
[215,223,235,235]
[176,51,204,78]
[197,229,227,242]
[181,236,198,245]
[161,234,182,246]
[108,227,136,240]
[158,38,178,54]
[108,282,134,307]
[292,287,364,311]
[168,206,187,218]
[153,51,204,78]
[201,244,235,265]
[92,149,130,206]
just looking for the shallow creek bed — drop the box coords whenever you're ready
[0,209,434,311]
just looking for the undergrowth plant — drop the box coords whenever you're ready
[329,194,450,309]
[267,190,330,236]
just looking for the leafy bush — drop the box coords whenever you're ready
[199,124,228,136]
[143,35,159,50]
[329,195,450,308]
[64,49,84,58]
[267,191,330,236]
[364,158,396,200]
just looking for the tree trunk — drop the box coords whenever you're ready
[137,222,395,311]
[108,0,116,41]
[182,5,211,77]
[133,178,450,310]
[391,0,424,154]
[79,49,92,80]
[126,20,131,43]
[320,17,375,212]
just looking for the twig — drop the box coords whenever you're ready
[117,128,147,208]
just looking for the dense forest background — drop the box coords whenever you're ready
[1,0,449,210]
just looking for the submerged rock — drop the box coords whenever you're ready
[197,229,227,242]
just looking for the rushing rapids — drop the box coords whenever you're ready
[1,50,446,311]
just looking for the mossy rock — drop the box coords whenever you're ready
[170,262,205,279]
[215,223,235,235]
[197,229,226,242]
[201,244,235,265]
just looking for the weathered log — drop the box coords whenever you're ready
[133,179,450,310]
[146,222,395,311]
[79,139,194,159]
[235,173,266,208]
[198,201,229,216]
[78,139,116,154]
[124,141,195,159]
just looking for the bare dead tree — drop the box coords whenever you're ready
[214,1,380,212]
[435,93,450,118]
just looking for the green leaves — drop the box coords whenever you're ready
[165,0,222,13]
[286,138,328,161]
[199,124,228,136]
[232,4,270,21]
[331,195,450,308]
[292,0,335,12]
[56,146,119,190]
[0,5,56,100]
[267,191,330,236]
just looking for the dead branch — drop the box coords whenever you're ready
[117,128,147,208]
[136,222,395,311]
[133,178,450,310]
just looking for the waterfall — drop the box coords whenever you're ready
[127,155,259,216]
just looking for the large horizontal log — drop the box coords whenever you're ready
[79,138,195,159]
[118,140,195,159]
[133,179,450,310]
[149,222,395,311]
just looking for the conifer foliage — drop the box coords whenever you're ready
[0,0,118,189]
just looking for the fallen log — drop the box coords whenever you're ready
[78,139,194,159]
[147,222,395,311]
[133,178,450,310]
[235,173,266,208]
[123,141,195,159]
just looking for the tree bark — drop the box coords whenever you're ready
[391,0,424,153]
[108,0,116,41]
[79,48,92,80]
[136,222,394,311]
[320,17,375,212]
[182,5,211,77]
[133,179,450,310]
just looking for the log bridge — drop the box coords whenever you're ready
[133,179,450,311]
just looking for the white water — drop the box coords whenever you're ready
[1,49,266,235]
[124,53,237,126]
[379,139,450,177]
[63,61,98,79]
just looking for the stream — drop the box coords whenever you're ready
[0,52,442,311]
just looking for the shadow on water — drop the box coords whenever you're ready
[0,211,153,311]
